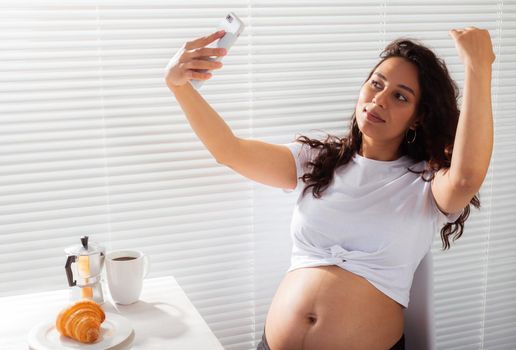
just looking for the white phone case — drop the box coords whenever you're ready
[190,12,245,89]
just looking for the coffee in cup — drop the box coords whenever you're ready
[113,256,136,261]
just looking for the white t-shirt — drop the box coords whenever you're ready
[282,141,463,309]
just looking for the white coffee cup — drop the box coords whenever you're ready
[105,250,150,305]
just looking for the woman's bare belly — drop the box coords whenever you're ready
[264,266,404,350]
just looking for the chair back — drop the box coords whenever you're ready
[403,250,437,350]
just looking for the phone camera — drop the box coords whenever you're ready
[226,14,233,23]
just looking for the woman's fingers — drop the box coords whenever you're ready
[184,30,225,51]
[164,30,226,88]
[180,47,227,62]
[448,27,495,67]
[184,59,223,71]
[449,28,463,37]
[449,26,481,36]
[187,70,212,80]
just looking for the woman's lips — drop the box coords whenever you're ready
[366,112,385,123]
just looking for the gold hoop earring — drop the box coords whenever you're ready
[406,128,416,144]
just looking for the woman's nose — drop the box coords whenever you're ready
[372,90,387,108]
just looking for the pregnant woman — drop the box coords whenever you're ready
[165,27,495,350]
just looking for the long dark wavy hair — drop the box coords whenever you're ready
[295,38,480,251]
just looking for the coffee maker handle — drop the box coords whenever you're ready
[65,255,77,287]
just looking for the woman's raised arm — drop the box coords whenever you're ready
[165,31,297,191]
[431,27,495,214]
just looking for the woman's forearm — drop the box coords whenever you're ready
[449,65,494,189]
[170,82,238,163]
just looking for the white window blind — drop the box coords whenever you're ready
[1,1,515,350]
[0,2,255,349]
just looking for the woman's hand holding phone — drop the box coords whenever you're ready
[165,30,227,89]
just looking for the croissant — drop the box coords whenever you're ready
[55,299,106,343]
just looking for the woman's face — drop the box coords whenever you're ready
[355,57,421,145]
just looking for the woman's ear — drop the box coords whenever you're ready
[410,115,423,129]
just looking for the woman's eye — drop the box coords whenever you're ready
[371,80,407,102]
[396,93,408,102]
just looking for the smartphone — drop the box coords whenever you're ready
[190,12,245,89]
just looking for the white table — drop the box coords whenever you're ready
[0,276,224,350]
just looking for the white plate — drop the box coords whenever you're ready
[27,312,133,350]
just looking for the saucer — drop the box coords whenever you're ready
[27,312,133,350]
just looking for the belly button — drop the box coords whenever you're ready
[307,315,317,325]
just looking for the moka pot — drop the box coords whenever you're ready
[64,236,105,304]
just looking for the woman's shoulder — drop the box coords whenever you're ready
[406,158,430,171]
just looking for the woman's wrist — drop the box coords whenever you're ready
[167,80,191,93]
[464,60,493,77]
